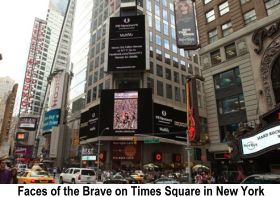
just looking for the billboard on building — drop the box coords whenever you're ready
[153,103,187,141]
[20,19,46,114]
[106,15,146,71]
[111,141,141,161]
[15,145,33,158]
[174,0,198,50]
[79,105,100,141]
[43,109,61,133]
[100,89,152,135]
[48,71,66,110]
[18,117,37,130]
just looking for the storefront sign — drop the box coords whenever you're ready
[241,125,280,157]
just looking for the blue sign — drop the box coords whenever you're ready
[43,109,61,132]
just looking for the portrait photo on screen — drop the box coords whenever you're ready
[113,92,138,130]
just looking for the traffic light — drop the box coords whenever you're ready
[154,152,162,162]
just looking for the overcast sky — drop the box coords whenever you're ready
[0,0,49,114]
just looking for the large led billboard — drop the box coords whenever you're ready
[100,89,152,135]
[107,15,147,71]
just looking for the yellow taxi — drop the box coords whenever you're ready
[17,166,55,184]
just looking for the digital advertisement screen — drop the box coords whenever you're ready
[113,92,138,130]
[100,89,152,135]
[18,117,37,130]
[107,15,146,71]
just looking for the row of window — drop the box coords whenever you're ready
[210,42,237,65]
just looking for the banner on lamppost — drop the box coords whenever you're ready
[174,0,198,50]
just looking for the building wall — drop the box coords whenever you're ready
[196,0,280,152]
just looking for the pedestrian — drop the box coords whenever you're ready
[10,168,18,184]
[53,167,57,178]
[0,155,12,184]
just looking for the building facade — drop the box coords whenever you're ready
[70,0,208,171]
[196,0,280,178]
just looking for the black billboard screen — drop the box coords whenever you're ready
[107,15,146,71]
[153,103,187,141]
[79,105,100,141]
[100,89,152,135]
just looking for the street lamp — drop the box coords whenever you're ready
[185,74,205,183]
[97,127,109,178]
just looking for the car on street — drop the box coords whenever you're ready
[154,177,180,184]
[241,174,280,184]
[59,168,96,184]
[17,167,55,184]
[16,163,28,173]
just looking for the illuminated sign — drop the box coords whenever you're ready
[241,125,280,157]
[18,117,37,130]
[43,109,61,132]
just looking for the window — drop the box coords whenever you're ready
[175,87,181,101]
[164,39,170,50]
[244,9,257,25]
[218,94,245,114]
[149,61,154,74]
[225,43,237,59]
[165,68,172,80]
[156,35,162,46]
[206,10,215,23]
[214,67,241,89]
[265,0,280,15]
[208,29,218,43]
[219,1,229,16]
[156,64,163,77]
[166,84,172,99]
[165,53,171,64]
[155,19,161,31]
[163,9,168,21]
[220,123,239,142]
[173,57,178,68]
[210,49,222,65]
[163,23,169,36]
[157,81,164,97]
[92,87,97,101]
[156,49,162,61]
[87,89,91,103]
[204,0,212,4]
[97,83,103,98]
[155,4,160,17]
[146,0,152,11]
[147,77,154,93]
[240,0,251,4]
[174,71,179,83]
[222,22,233,37]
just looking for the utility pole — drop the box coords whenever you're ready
[185,74,205,183]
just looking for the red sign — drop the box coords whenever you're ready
[278,112,280,120]
[99,151,106,162]
[154,152,162,162]
[173,154,181,163]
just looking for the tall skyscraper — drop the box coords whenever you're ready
[69,0,207,169]
[195,0,280,178]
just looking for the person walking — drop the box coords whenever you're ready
[10,168,18,184]
[0,155,12,184]
[53,167,57,178]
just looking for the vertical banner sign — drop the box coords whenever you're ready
[107,15,146,71]
[186,80,196,142]
[174,0,198,50]
[48,71,65,110]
